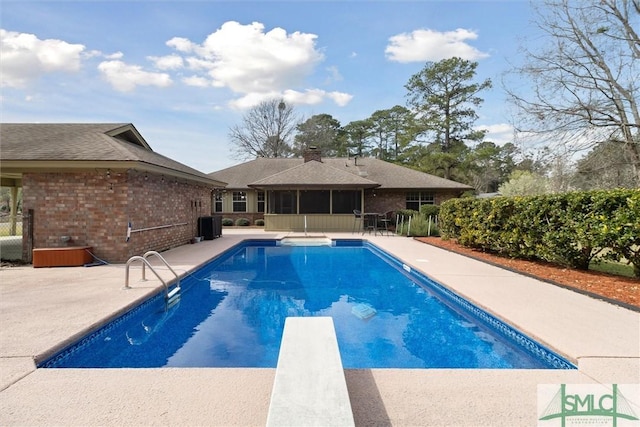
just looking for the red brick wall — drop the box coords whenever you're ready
[364,189,465,214]
[22,170,213,263]
[364,190,404,214]
[434,191,464,205]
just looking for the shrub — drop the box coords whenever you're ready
[395,209,419,219]
[235,218,250,226]
[420,204,440,218]
[255,219,265,226]
[438,189,640,275]
[600,189,640,277]
[398,215,440,237]
[221,218,234,226]
[394,209,417,234]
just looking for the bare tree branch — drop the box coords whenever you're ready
[505,0,640,184]
[228,98,299,160]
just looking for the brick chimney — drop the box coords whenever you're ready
[303,146,322,163]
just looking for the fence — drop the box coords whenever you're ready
[0,210,32,262]
[396,213,439,237]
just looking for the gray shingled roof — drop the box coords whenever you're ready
[209,157,473,190]
[0,123,226,186]
[249,159,379,188]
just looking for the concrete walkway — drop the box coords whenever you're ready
[1,229,638,426]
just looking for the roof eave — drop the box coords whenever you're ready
[379,186,473,191]
[248,183,380,190]
[105,123,152,150]
[1,160,227,188]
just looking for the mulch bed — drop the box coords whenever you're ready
[415,237,639,311]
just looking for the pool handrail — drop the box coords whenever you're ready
[142,251,180,285]
[124,255,179,299]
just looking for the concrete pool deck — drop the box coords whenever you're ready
[1,229,638,426]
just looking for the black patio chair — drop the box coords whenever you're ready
[352,209,363,234]
[377,211,393,235]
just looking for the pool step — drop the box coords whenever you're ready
[279,236,333,246]
[266,317,355,427]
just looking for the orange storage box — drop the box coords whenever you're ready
[32,246,93,268]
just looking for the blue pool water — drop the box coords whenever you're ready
[41,240,575,369]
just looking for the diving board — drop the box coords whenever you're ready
[266,317,355,427]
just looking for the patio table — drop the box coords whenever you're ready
[362,213,388,236]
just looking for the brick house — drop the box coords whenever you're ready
[0,123,226,263]
[208,147,473,232]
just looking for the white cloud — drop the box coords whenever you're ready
[228,88,353,110]
[283,89,327,105]
[185,57,215,71]
[197,21,323,92]
[182,75,211,87]
[386,28,489,63]
[0,29,85,87]
[228,91,280,110]
[325,65,343,84]
[477,123,515,145]
[148,54,184,70]
[83,49,103,59]
[98,60,172,92]
[164,21,349,108]
[1,22,352,108]
[104,51,123,60]
[166,36,195,53]
[327,91,353,107]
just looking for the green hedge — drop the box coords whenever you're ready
[440,189,640,276]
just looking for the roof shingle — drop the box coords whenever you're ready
[1,123,225,186]
[209,157,473,190]
[249,160,379,188]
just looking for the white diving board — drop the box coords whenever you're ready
[266,317,355,427]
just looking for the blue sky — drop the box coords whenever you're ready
[1,0,538,173]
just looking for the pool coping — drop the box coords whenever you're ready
[1,229,638,426]
[419,239,640,313]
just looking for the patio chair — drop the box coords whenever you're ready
[377,211,393,235]
[352,209,363,234]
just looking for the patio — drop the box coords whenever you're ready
[1,229,638,426]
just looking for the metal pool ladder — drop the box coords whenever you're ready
[124,251,181,303]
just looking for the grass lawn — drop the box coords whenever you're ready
[590,259,635,278]
[0,221,22,237]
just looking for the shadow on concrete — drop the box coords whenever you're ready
[345,369,392,426]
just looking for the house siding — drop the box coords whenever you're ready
[215,188,464,231]
[216,191,264,225]
[22,170,212,263]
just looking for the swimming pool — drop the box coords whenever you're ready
[40,239,575,369]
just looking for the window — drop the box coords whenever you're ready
[332,190,361,214]
[232,191,247,212]
[257,191,265,213]
[214,193,223,213]
[406,192,434,210]
[269,190,297,214]
[299,190,330,214]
